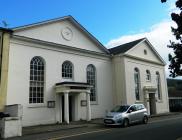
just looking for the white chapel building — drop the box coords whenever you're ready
[0,16,169,126]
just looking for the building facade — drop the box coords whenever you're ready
[0,16,169,126]
[110,39,169,115]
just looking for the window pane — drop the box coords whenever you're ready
[29,98,32,103]
[87,65,96,102]
[29,57,44,104]
[62,61,73,79]
[156,73,161,100]
[134,68,140,100]
[146,70,151,81]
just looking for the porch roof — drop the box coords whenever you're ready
[56,81,91,87]
[55,81,92,93]
[143,85,157,91]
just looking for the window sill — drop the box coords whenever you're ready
[157,100,163,103]
[135,100,144,104]
[90,101,98,105]
[27,103,47,108]
[61,78,73,82]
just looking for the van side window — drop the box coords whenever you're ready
[129,106,137,112]
[136,104,144,110]
[140,105,144,109]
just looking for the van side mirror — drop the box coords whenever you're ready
[128,110,132,113]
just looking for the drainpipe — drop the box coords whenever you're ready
[0,32,4,84]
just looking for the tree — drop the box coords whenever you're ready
[161,0,182,78]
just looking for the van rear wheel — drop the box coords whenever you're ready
[143,116,148,124]
[123,119,129,127]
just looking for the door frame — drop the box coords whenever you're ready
[148,93,156,115]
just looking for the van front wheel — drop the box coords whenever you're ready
[123,119,129,127]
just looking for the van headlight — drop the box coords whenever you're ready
[114,115,121,120]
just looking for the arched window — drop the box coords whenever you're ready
[87,64,96,102]
[156,72,161,100]
[144,49,147,55]
[134,68,140,101]
[62,61,73,79]
[146,70,151,81]
[29,56,45,104]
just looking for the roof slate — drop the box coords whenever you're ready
[108,38,145,55]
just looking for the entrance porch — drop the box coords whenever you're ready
[55,82,92,124]
[143,85,157,115]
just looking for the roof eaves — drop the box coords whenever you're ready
[123,53,165,66]
[12,15,71,31]
[11,35,110,58]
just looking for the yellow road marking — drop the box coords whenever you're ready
[48,129,111,140]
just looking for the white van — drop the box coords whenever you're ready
[104,104,149,127]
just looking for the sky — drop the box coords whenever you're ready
[0,0,179,77]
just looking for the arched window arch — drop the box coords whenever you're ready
[134,68,140,101]
[156,72,161,100]
[29,56,45,104]
[146,70,151,81]
[62,61,73,79]
[87,64,96,102]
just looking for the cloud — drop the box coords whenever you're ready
[105,20,177,77]
[106,21,175,62]
[167,0,180,14]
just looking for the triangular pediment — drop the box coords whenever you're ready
[125,39,165,65]
[13,16,108,53]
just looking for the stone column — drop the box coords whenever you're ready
[86,91,91,121]
[144,90,148,108]
[55,94,60,123]
[64,92,69,124]
[144,90,150,115]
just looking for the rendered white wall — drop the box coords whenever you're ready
[6,40,113,126]
[124,57,169,113]
[112,56,127,106]
[111,40,169,114]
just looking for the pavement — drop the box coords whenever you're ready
[2,112,182,140]
[149,112,181,118]
[22,121,89,136]
[21,119,108,136]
